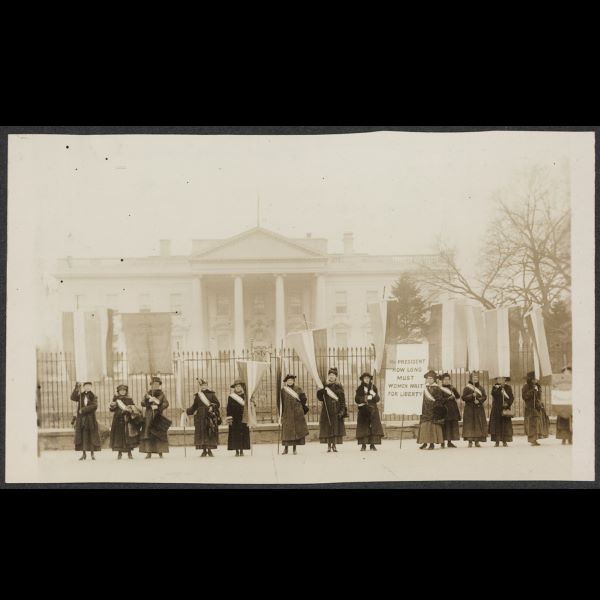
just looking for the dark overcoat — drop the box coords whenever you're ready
[278,384,309,445]
[316,382,346,443]
[461,382,488,441]
[186,390,221,449]
[488,384,514,442]
[109,395,141,451]
[355,383,384,444]
[227,394,251,450]
[139,391,170,454]
[522,382,550,442]
[71,387,102,451]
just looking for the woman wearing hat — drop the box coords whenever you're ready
[70,381,102,460]
[522,371,550,446]
[139,377,170,458]
[184,378,221,457]
[488,376,514,447]
[438,373,461,448]
[109,384,141,459]
[226,379,251,456]
[278,374,309,454]
[417,371,446,450]
[355,372,384,451]
[316,367,347,452]
[461,372,488,447]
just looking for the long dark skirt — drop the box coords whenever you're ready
[462,405,487,441]
[417,421,444,444]
[443,419,461,441]
[281,397,309,445]
[556,416,572,442]
[139,438,169,454]
[488,408,513,442]
[228,423,251,450]
[75,416,101,452]
[356,406,384,445]
[110,417,139,451]
[319,399,345,444]
[194,421,219,449]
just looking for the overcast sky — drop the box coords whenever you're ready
[10,130,578,279]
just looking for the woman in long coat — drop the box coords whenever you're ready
[70,382,102,460]
[109,384,141,459]
[316,367,347,452]
[522,371,550,446]
[185,378,221,457]
[226,379,251,456]
[139,377,170,458]
[417,370,446,450]
[278,374,309,454]
[355,372,384,451]
[556,415,573,445]
[488,376,514,447]
[461,371,487,447]
[438,373,461,448]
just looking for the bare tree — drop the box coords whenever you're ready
[416,165,571,318]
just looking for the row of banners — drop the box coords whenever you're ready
[60,299,570,419]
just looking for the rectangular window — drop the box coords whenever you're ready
[289,293,302,316]
[139,293,151,313]
[335,291,347,314]
[216,295,230,317]
[253,293,265,315]
[170,293,184,316]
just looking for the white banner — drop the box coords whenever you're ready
[383,343,429,415]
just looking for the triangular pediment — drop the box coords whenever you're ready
[193,227,325,260]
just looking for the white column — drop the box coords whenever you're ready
[233,275,245,353]
[314,273,326,328]
[275,274,285,347]
[191,276,207,350]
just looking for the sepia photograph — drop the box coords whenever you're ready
[4,127,596,486]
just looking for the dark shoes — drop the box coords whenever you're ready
[332,445,337,452]
[361,444,367,451]
[502,442,508,447]
[201,449,208,457]
[495,442,500,447]
[293,447,297,455]
[447,442,457,448]
[427,444,435,450]
[419,443,427,450]
[441,442,446,448]
[369,444,377,451]
[118,452,123,459]
[207,450,214,457]
[145,453,152,459]
[475,442,481,448]
[531,441,541,446]
[79,454,86,461]
[282,447,289,455]
[468,441,473,448]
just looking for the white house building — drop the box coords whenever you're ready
[52,227,450,352]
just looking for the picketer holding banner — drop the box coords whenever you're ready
[316,367,347,452]
[185,378,221,457]
[278,374,309,454]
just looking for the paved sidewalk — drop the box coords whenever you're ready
[33,436,574,484]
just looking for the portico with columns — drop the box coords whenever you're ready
[52,226,450,353]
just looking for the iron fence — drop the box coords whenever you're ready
[36,346,564,430]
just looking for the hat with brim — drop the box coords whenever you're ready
[424,370,438,380]
[151,377,162,385]
[283,374,296,382]
[231,379,244,388]
[360,372,373,380]
[116,384,128,392]
[440,372,451,380]
[328,368,338,376]
[83,381,92,386]
[197,378,208,386]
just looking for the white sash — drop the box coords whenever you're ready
[439,385,454,397]
[325,387,339,401]
[283,386,301,401]
[424,387,436,402]
[116,398,129,412]
[198,391,211,407]
[466,383,482,397]
[230,392,245,406]
[363,386,376,398]
[501,387,510,400]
